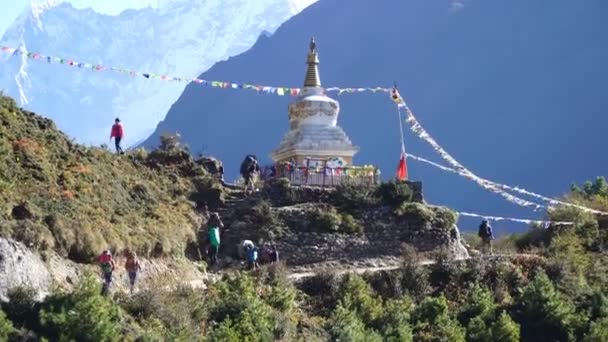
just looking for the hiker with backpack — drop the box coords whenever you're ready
[125,251,142,293]
[239,239,255,260]
[98,250,116,294]
[110,118,125,154]
[207,212,224,266]
[269,244,279,264]
[240,155,260,195]
[246,244,259,271]
[478,219,494,255]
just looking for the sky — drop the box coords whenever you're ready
[0,0,158,36]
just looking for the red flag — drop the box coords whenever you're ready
[396,151,408,180]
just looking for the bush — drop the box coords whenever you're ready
[341,213,364,234]
[207,274,276,341]
[310,205,342,232]
[432,206,458,228]
[2,286,40,329]
[458,284,497,325]
[380,298,414,341]
[263,177,299,205]
[492,311,520,342]
[466,316,492,342]
[39,274,123,341]
[0,309,14,341]
[309,205,364,234]
[399,245,431,300]
[585,317,608,342]
[234,199,283,241]
[377,180,414,207]
[334,182,379,211]
[337,274,384,325]
[394,202,434,222]
[159,133,183,151]
[412,296,466,342]
[514,272,581,342]
[328,304,382,342]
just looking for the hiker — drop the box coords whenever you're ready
[240,239,255,260]
[260,243,278,264]
[207,212,224,266]
[246,245,259,271]
[269,244,279,264]
[98,250,116,294]
[245,160,260,194]
[240,155,259,195]
[125,251,142,293]
[110,118,125,154]
[218,164,225,185]
[478,219,494,255]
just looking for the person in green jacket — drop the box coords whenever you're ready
[207,212,224,266]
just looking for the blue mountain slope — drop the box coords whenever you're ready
[143,0,608,232]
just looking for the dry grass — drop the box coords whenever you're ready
[0,94,222,262]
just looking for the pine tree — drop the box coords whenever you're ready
[466,316,492,342]
[492,312,520,342]
[584,317,608,342]
[412,296,466,342]
[381,298,414,342]
[329,304,382,342]
[515,272,578,342]
[458,284,497,325]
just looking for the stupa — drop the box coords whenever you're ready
[271,38,359,168]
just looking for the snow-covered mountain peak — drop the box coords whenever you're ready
[0,0,318,145]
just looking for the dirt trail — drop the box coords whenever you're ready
[204,253,537,283]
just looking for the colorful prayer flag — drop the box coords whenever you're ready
[396,151,408,180]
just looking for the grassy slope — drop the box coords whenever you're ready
[0,94,218,261]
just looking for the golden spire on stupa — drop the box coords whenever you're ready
[304,37,321,88]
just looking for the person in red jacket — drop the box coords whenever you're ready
[110,118,124,154]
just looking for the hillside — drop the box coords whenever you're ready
[2,94,608,340]
[143,0,608,231]
[0,93,224,262]
[0,92,467,267]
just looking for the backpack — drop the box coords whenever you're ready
[478,222,489,238]
[101,262,112,274]
[247,248,258,262]
[208,227,220,247]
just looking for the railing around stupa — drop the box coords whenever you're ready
[261,163,380,187]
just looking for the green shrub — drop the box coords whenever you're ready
[394,202,434,222]
[585,317,608,342]
[334,181,379,211]
[0,309,14,341]
[514,272,581,342]
[412,296,466,342]
[341,213,364,234]
[380,298,414,341]
[309,206,364,234]
[337,274,383,325]
[310,205,342,232]
[39,274,123,341]
[377,180,414,207]
[432,206,458,228]
[2,286,40,329]
[207,274,276,341]
[466,316,492,342]
[234,199,283,241]
[263,177,299,205]
[458,284,497,325]
[492,312,520,342]
[399,245,431,300]
[328,304,382,342]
